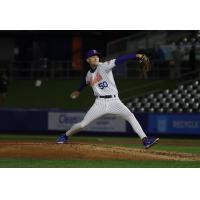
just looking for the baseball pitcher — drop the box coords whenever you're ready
[56,50,159,149]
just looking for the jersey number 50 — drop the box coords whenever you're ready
[98,81,108,89]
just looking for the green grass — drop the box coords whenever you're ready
[0,158,200,168]
[0,134,57,141]
[4,79,178,109]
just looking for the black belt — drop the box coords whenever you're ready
[98,95,116,98]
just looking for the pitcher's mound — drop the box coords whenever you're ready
[0,141,199,161]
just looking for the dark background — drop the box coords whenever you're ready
[0,30,137,61]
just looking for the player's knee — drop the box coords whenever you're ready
[127,111,134,118]
[127,112,136,120]
[79,122,87,129]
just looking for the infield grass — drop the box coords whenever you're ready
[0,158,200,168]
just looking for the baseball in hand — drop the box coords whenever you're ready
[71,94,76,99]
[70,91,80,99]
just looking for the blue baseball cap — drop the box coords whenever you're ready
[85,49,101,60]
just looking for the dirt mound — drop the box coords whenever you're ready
[0,140,199,161]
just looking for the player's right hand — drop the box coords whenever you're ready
[70,91,80,99]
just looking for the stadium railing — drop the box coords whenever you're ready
[0,59,196,80]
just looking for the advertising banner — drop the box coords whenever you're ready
[148,114,200,135]
[48,112,126,132]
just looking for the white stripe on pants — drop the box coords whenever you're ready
[66,97,147,139]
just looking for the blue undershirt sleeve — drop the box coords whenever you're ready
[115,54,137,66]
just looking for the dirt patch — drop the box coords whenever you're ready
[81,138,200,147]
[0,140,200,161]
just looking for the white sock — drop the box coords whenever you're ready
[65,122,83,137]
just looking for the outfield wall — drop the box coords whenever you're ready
[0,108,200,136]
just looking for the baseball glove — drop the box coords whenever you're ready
[139,54,151,72]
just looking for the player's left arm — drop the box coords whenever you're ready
[105,53,151,72]
[115,54,141,65]
[116,53,151,72]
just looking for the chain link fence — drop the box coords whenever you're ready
[0,59,196,81]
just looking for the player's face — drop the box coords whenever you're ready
[87,55,100,67]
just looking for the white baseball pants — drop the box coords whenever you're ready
[65,97,147,139]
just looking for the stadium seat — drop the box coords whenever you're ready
[178,85,184,91]
[149,108,155,112]
[178,108,183,112]
[175,93,182,99]
[188,108,193,113]
[133,98,139,103]
[173,102,179,108]
[140,107,145,112]
[142,98,148,104]
[183,102,189,108]
[187,85,193,91]
[182,89,188,95]
[170,98,176,103]
[126,80,200,113]
[151,98,157,104]
[194,81,199,86]
[147,93,153,98]
[131,107,135,112]
[172,89,179,95]
[145,102,151,108]
[127,102,132,109]
[164,89,170,95]
[157,93,163,99]
[168,108,174,113]
[166,93,172,99]
[180,98,186,104]
[159,108,164,112]
[193,102,199,109]
[136,102,141,108]
[163,102,170,108]
[161,97,167,103]
[154,102,160,108]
